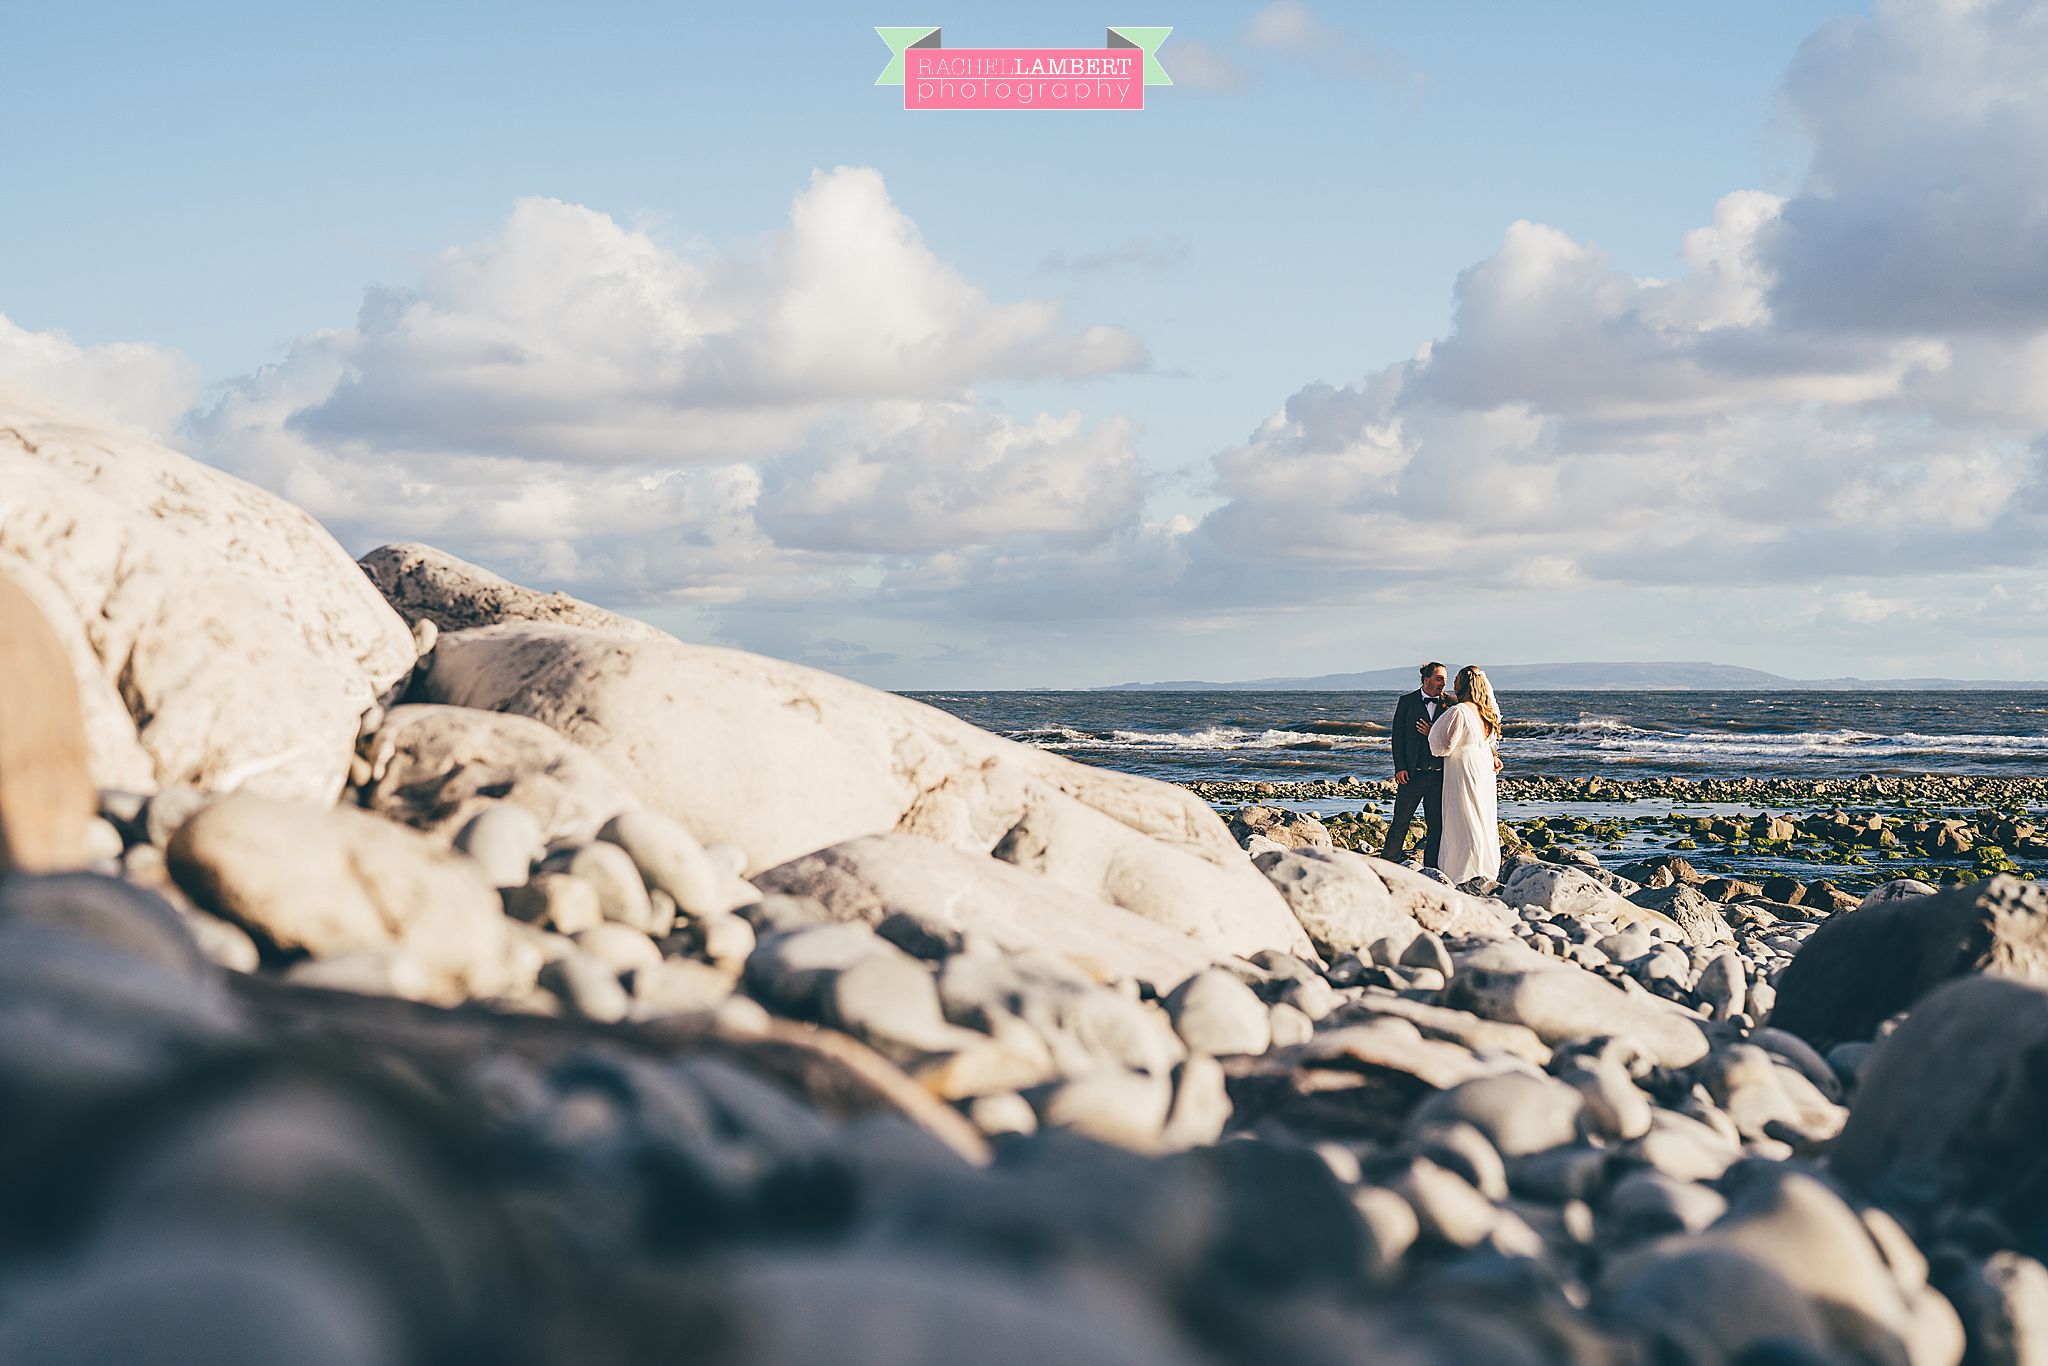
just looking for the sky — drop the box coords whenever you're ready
[5,0,2048,687]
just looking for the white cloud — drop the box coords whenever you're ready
[0,314,198,441]
[1242,1,1402,79]
[1155,0,2048,677]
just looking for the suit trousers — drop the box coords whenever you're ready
[1382,769,1445,868]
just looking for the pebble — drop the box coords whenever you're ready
[1393,1158,1497,1249]
[1954,1251,2048,1366]
[1352,1186,1421,1280]
[1399,932,1453,978]
[503,873,603,936]
[1415,1121,1508,1202]
[1603,1171,1727,1238]
[1160,1053,1231,1149]
[1163,969,1271,1058]
[828,956,966,1054]
[597,809,731,916]
[1414,1072,1585,1158]
[286,948,431,1001]
[1267,1001,1315,1047]
[1032,1071,1171,1150]
[1560,1055,1653,1141]
[572,923,662,976]
[538,954,630,1022]
[454,804,544,889]
[563,841,659,934]
[966,1092,1038,1138]
[627,957,735,1018]
[694,912,756,974]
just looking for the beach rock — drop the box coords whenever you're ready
[0,382,414,800]
[1504,858,1679,938]
[1161,1053,1232,1148]
[167,794,513,1002]
[1626,882,1736,948]
[358,541,666,640]
[539,953,630,1022]
[1414,1073,1584,1157]
[598,809,752,917]
[627,957,735,1019]
[1860,878,1940,909]
[361,704,644,845]
[687,1252,1198,1366]
[287,948,433,1001]
[559,841,659,933]
[1695,952,1746,1019]
[1163,969,1271,1057]
[827,956,972,1055]
[1602,1245,1834,1363]
[1666,1166,1963,1366]
[1444,941,1709,1067]
[1032,1070,1173,1149]
[1830,976,2048,1227]
[1252,847,1425,958]
[990,789,1313,959]
[452,804,543,889]
[754,833,1218,990]
[572,922,661,975]
[1768,875,2048,1050]
[1226,805,1332,850]
[420,621,1307,959]
[502,872,602,935]
[1953,1252,2048,1366]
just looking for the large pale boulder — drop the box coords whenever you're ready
[752,833,1219,989]
[360,704,645,844]
[0,383,415,800]
[358,542,666,641]
[1253,848,1514,958]
[166,794,517,1003]
[1502,858,1682,938]
[418,621,1309,961]
[1768,875,2048,1050]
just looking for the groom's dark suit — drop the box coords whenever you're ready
[1382,688,1449,868]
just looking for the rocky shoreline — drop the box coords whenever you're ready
[5,384,2048,1364]
[1187,772,2048,807]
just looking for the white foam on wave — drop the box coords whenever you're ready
[1017,725,1390,752]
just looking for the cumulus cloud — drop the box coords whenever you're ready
[1762,0,2048,335]
[147,167,1152,629]
[1159,0,2048,673]
[0,314,198,440]
[255,170,1143,473]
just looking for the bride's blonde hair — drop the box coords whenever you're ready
[1455,665,1501,738]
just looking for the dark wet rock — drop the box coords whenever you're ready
[1769,875,2048,1050]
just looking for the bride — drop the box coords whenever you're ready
[1425,665,1503,884]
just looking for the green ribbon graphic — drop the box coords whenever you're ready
[1108,27,1173,85]
[874,27,940,85]
[875,26,1171,86]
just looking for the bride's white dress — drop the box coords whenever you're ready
[1427,701,1501,884]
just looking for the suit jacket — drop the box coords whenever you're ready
[1391,689,1450,779]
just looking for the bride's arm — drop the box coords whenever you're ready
[1428,704,1463,757]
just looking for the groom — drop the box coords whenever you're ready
[1381,661,1450,868]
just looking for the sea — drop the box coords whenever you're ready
[904,690,2048,885]
[904,690,2048,786]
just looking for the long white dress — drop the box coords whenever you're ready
[1427,701,1501,884]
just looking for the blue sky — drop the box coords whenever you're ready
[8,1,2048,686]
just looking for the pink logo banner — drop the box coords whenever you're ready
[905,47,1145,110]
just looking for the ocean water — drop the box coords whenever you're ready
[902,690,2048,785]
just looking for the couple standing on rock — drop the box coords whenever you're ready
[1381,661,1504,886]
